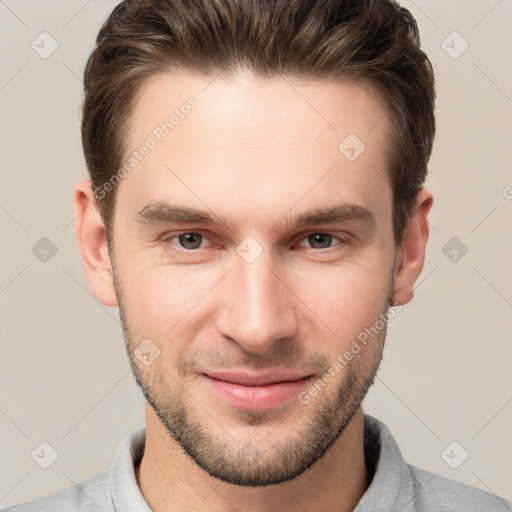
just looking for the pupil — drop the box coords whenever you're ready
[310,234,331,249]
[179,233,201,249]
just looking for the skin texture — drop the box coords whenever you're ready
[75,71,432,512]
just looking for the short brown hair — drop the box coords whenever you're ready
[81,0,435,245]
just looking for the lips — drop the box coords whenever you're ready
[202,368,314,386]
[200,370,316,410]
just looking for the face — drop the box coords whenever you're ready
[108,71,398,486]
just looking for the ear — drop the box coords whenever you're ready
[391,188,433,306]
[74,179,119,307]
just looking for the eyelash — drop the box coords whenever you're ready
[160,230,350,253]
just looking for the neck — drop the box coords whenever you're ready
[136,405,368,512]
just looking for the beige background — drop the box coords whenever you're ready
[1,0,511,508]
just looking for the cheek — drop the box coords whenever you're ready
[116,240,393,350]
[291,263,391,340]
[119,262,218,336]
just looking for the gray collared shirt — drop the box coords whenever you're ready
[4,414,510,511]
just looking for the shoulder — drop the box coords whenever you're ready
[406,463,512,511]
[2,469,113,512]
[361,413,511,512]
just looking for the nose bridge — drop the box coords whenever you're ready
[218,247,297,353]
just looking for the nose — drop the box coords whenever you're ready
[216,248,299,355]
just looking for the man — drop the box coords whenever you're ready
[6,0,511,511]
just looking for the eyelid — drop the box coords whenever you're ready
[161,230,218,250]
[161,230,350,252]
[294,231,350,249]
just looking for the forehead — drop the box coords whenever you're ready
[115,70,392,231]
[128,71,389,150]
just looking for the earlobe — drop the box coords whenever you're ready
[391,189,433,306]
[74,179,119,307]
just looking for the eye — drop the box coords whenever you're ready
[162,232,211,250]
[161,231,349,253]
[296,233,347,250]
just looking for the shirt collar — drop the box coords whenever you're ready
[109,413,408,512]
[355,414,410,511]
[109,426,151,512]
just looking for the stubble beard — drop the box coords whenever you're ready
[113,262,391,487]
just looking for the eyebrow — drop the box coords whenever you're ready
[135,200,375,231]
